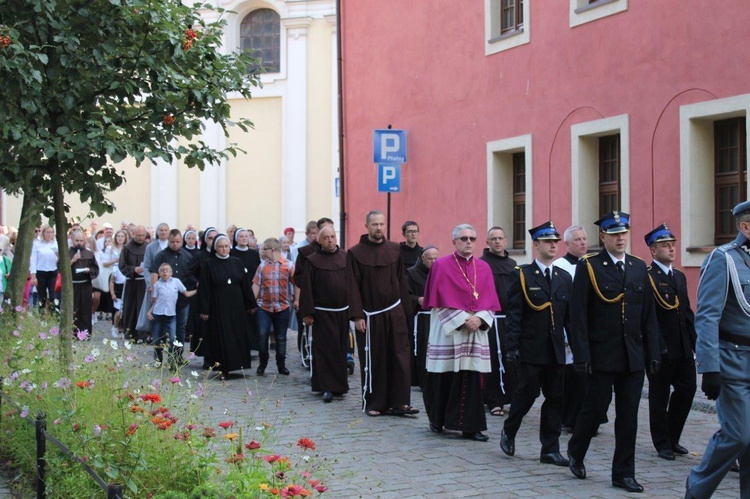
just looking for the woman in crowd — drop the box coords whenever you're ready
[198,234,253,378]
[231,228,262,353]
[183,230,200,256]
[30,224,59,310]
[188,227,218,366]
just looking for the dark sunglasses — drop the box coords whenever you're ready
[456,236,477,242]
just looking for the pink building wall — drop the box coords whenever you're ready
[340,1,750,295]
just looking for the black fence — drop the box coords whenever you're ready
[0,381,123,499]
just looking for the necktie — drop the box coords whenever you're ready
[616,261,624,275]
[544,267,551,287]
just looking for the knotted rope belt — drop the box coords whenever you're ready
[361,299,401,412]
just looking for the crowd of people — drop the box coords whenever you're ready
[2,202,749,497]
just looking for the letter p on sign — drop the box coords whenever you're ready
[373,129,407,164]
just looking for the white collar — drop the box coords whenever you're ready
[606,251,626,266]
[653,259,672,274]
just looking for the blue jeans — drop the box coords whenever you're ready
[151,314,176,346]
[257,308,290,367]
[175,304,189,344]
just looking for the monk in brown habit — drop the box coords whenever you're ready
[347,210,416,417]
[299,227,349,402]
[119,225,148,341]
[70,230,99,335]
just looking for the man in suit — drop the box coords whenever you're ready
[644,224,696,461]
[567,211,661,493]
[499,221,572,466]
[686,201,750,499]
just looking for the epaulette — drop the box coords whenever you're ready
[581,253,595,260]
[717,241,738,253]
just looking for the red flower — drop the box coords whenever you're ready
[162,114,175,126]
[0,36,10,49]
[263,454,281,463]
[314,484,328,493]
[218,420,233,429]
[297,438,316,451]
[140,393,162,404]
[76,381,91,389]
[72,423,81,432]
[245,440,261,450]
[185,28,198,41]
[202,427,217,439]
[126,423,138,436]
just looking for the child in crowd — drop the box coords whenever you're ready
[147,263,196,368]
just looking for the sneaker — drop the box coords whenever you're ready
[92,315,98,325]
[111,327,119,338]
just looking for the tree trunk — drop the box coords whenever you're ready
[50,160,73,367]
[8,178,41,312]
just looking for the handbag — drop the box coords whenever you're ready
[54,273,62,293]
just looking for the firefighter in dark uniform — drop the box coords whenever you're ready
[499,221,572,467]
[644,224,696,461]
[566,211,661,493]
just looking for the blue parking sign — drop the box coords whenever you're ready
[373,129,407,164]
[378,164,401,193]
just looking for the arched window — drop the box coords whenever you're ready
[241,8,281,74]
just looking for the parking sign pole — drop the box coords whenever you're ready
[387,192,391,240]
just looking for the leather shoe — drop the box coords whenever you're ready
[657,448,676,461]
[569,457,586,479]
[672,443,689,455]
[429,423,443,434]
[256,366,265,375]
[278,367,290,375]
[612,477,644,493]
[540,452,568,466]
[322,391,333,403]
[462,432,489,442]
[499,429,515,456]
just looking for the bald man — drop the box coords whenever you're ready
[119,225,149,341]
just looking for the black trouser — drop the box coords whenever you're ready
[648,357,696,451]
[36,270,58,309]
[504,363,564,454]
[568,369,644,480]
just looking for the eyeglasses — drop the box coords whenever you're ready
[456,236,477,242]
[405,230,419,235]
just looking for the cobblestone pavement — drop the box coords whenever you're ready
[192,329,736,499]
[1,325,740,498]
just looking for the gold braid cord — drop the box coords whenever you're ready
[584,257,626,323]
[648,274,679,310]
[518,269,555,331]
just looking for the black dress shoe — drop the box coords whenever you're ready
[569,457,586,479]
[540,452,568,466]
[657,448,676,461]
[499,429,515,456]
[429,423,443,434]
[322,391,333,403]
[462,432,489,442]
[612,477,644,493]
[256,366,265,375]
[672,443,689,455]
[278,367,290,375]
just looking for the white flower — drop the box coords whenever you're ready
[302,455,310,462]
[102,338,109,345]
[2,378,11,386]
[110,341,119,351]
[190,394,198,399]
[20,369,31,374]
[90,348,100,358]
[255,426,264,431]
[173,341,183,348]
[190,371,199,378]
[124,341,132,350]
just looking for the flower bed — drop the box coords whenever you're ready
[0,308,330,498]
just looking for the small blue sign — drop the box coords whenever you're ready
[373,129,407,164]
[378,164,401,193]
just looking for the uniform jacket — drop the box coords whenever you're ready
[505,262,572,366]
[647,263,696,360]
[568,250,661,372]
[695,233,750,374]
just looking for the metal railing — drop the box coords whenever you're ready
[0,381,123,499]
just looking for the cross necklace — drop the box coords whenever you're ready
[453,254,479,299]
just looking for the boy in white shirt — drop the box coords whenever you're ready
[147,263,196,368]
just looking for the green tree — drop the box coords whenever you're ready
[0,0,261,363]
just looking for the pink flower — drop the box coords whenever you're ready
[218,421,233,429]
[39,332,48,340]
[76,330,89,341]
[93,425,102,436]
[169,377,181,384]
[12,330,19,337]
[84,355,94,363]
[314,484,328,493]
[49,326,59,336]
[14,305,23,312]
[263,454,281,463]
[245,440,261,450]
[20,407,29,418]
